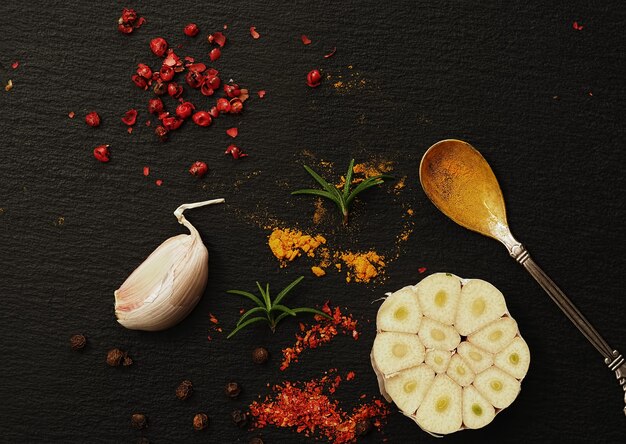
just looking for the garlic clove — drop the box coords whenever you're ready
[114,198,224,331]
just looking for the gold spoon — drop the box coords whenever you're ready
[420,139,625,416]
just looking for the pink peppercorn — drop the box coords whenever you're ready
[183,23,200,37]
[150,38,168,57]
[192,111,212,127]
[306,69,322,87]
[93,145,110,162]
[148,98,164,114]
[189,161,208,177]
[85,112,101,127]
[176,102,195,119]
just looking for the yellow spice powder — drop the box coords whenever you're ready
[338,251,385,283]
[268,228,326,267]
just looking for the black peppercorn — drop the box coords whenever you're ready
[70,334,86,351]
[231,409,249,428]
[193,413,209,431]
[176,380,193,400]
[249,437,264,444]
[131,413,147,430]
[106,348,124,366]
[355,418,371,436]
[252,347,269,364]
[225,382,241,398]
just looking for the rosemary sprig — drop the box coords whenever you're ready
[227,276,330,338]
[292,159,392,225]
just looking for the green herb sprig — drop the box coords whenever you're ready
[292,159,392,225]
[227,276,330,338]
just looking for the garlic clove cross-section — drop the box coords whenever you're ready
[114,198,225,331]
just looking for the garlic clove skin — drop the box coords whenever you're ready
[114,198,224,331]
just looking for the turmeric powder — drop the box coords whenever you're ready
[337,251,385,283]
[268,228,326,267]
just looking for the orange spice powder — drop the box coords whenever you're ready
[268,228,326,267]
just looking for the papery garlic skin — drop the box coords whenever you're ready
[114,198,224,331]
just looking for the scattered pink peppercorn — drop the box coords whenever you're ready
[11,61,19,69]
[188,63,207,73]
[143,166,150,176]
[192,111,212,127]
[307,69,322,87]
[136,63,152,79]
[225,144,248,159]
[183,23,200,37]
[208,106,219,118]
[176,102,195,119]
[155,179,163,186]
[229,98,243,114]
[209,48,221,61]
[162,116,183,131]
[224,83,241,98]
[207,31,226,47]
[200,83,215,97]
[131,74,148,90]
[250,27,260,39]
[150,37,168,57]
[85,112,101,127]
[216,98,231,113]
[301,34,312,45]
[159,65,175,81]
[117,8,145,34]
[93,145,110,162]
[148,98,164,114]
[168,82,183,98]
[189,161,208,177]
[155,125,168,141]
[153,81,167,95]
[122,109,138,126]
[185,71,204,89]
[226,127,238,138]
[257,90,266,98]
[205,75,220,90]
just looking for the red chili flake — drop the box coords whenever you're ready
[68,111,75,119]
[85,112,101,127]
[189,161,208,178]
[249,370,390,444]
[280,303,358,371]
[257,90,266,99]
[11,61,19,69]
[209,313,219,324]
[145,120,151,126]
[143,166,150,176]
[192,111,212,127]
[150,37,168,57]
[226,127,238,138]
[127,127,133,134]
[93,145,110,163]
[225,144,248,159]
[155,179,163,186]
[208,31,226,47]
[306,69,322,87]
[209,47,221,62]
[323,47,337,59]
[573,21,584,31]
[122,109,138,126]
[183,23,200,37]
[250,27,260,39]
[346,371,355,381]
[418,267,427,274]
[301,34,312,45]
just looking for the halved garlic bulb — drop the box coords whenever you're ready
[114,198,224,331]
[371,273,530,436]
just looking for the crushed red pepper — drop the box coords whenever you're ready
[301,35,312,45]
[249,370,389,444]
[280,302,358,371]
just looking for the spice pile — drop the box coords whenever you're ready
[267,228,386,283]
[249,370,389,443]
[280,302,359,371]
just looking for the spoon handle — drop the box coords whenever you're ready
[510,244,626,416]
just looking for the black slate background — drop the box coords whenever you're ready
[1,1,625,443]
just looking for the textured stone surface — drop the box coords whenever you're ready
[0,1,624,442]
